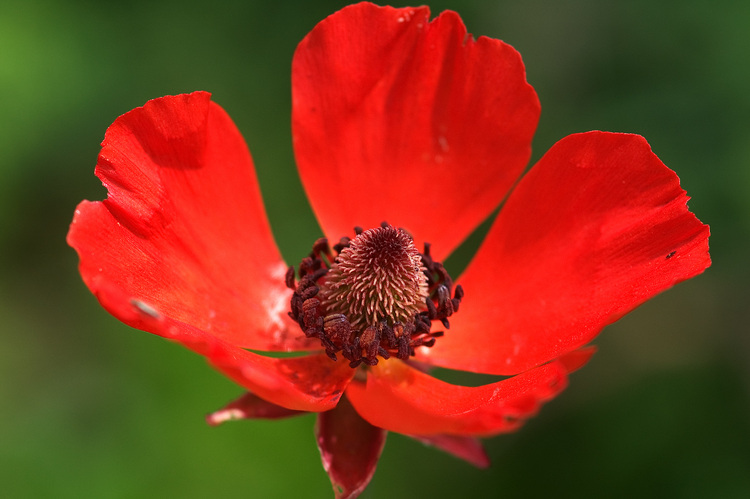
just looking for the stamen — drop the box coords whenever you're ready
[287,224,463,368]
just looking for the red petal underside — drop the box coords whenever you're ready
[417,132,711,374]
[316,396,387,499]
[406,434,489,468]
[558,345,598,373]
[206,391,307,426]
[90,282,353,411]
[68,92,316,352]
[345,359,570,436]
[292,3,540,260]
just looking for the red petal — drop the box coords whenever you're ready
[68,92,316,352]
[558,346,597,373]
[417,132,711,374]
[407,434,490,468]
[206,392,306,426]
[292,3,539,259]
[90,283,353,412]
[345,359,568,436]
[316,396,387,499]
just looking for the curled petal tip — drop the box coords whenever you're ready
[206,392,307,427]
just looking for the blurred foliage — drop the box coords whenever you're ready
[1,0,748,497]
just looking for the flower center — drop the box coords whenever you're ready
[286,223,463,368]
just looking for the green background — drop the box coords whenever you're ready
[2,0,748,497]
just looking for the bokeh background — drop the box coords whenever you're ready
[2,0,748,497]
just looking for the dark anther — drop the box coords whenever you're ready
[299,285,319,301]
[360,325,381,365]
[324,314,352,344]
[398,335,410,359]
[285,266,296,290]
[312,238,331,258]
[302,298,321,329]
[348,336,363,368]
[434,263,453,293]
[393,321,416,360]
[415,314,431,333]
[381,322,395,348]
[289,293,302,321]
[451,285,465,312]
[299,256,319,275]
[380,221,389,228]
[343,340,362,368]
[425,297,437,320]
[436,285,454,317]
[332,237,351,253]
[354,226,363,235]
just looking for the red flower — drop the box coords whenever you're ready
[67,3,710,498]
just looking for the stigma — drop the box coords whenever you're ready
[287,223,463,368]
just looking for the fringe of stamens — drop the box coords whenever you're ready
[421,242,464,328]
[286,229,463,368]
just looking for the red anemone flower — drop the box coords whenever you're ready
[68,3,710,498]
